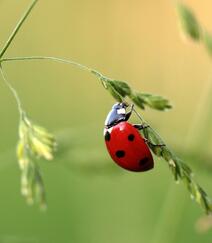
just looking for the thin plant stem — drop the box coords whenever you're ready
[0,0,38,59]
[0,56,153,124]
[132,106,145,124]
[1,56,94,74]
[0,56,114,82]
[0,65,23,118]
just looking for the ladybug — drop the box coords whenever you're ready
[104,102,154,172]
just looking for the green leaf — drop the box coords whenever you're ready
[176,3,201,41]
[102,81,123,102]
[129,92,145,109]
[141,123,212,214]
[143,126,164,156]
[109,80,132,97]
[130,92,172,111]
[101,79,131,102]
[141,93,172,110]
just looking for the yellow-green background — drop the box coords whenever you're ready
[0,0,211,242]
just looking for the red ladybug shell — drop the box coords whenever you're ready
[104,121,154,172]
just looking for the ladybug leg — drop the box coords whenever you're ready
[144,138,165,147]
[133,123,164,146]
[133,124,149,130]
[124,104,134,121]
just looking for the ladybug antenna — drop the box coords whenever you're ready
[121,101,129,107]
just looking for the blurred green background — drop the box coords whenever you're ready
[0,0,212,242]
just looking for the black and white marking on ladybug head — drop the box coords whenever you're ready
[112,102,128,110]
[104,102,128,128]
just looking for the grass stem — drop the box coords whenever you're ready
[0,65,23,117]
[0,0,38,59]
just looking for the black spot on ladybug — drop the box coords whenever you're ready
[128,134,135,141]
[115,150,125,158]
[105,131,111,141]
[139,157,149,166]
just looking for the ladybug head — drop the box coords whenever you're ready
[105,102,128,128]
